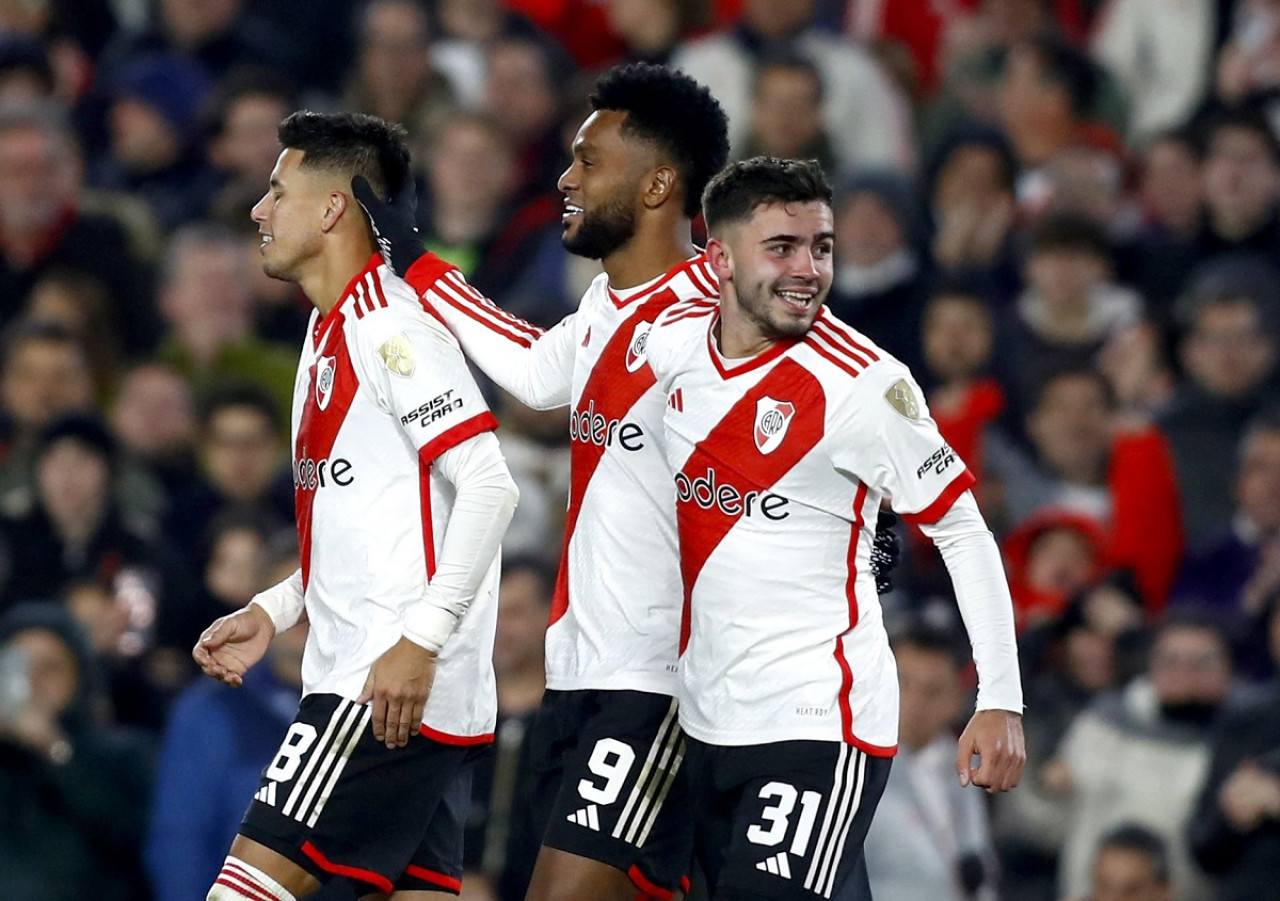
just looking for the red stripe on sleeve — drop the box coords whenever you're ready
[900,468,977,525]
[418,411,499,465]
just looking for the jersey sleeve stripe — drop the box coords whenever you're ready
[444,271,543,340]
[431,286,534,348]
[686,261,716,296]
[900,468,977,525]
[805,337,863,380]
[815,314,880,361]
[809,321,874,368]
[417,411,499,465]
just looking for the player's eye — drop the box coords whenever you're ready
[814,242,833,257]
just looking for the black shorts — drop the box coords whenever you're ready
[239,693,488,896]
[685,738,892,901]
[526,688,693,899]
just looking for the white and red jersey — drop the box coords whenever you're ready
[404,252,719,695]
[292,255,501,743]
[644,304,979,752]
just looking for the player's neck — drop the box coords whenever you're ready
[716,292,778,360]
[601,219,695,291]
[300,239,378,317]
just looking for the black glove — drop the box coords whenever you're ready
[870,511,900,594]
[351,174,425,276]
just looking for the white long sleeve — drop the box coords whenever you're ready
[918,491,1023,713]
[249,568,305,634]
[402,430,519,652]
[405,255,575,410]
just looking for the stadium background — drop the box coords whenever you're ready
[0,0,1277,899]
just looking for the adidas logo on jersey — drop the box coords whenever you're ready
[756,852,792,879]
[567,805,601,831]
[668,388,684,412]
[253,782,279,807]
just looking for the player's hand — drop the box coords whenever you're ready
[193,605,275,687]
[870,511,900,594]
[357,636,437,749]
[351,174,425,276]
[956,708,1025,793]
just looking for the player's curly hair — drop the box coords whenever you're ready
[701,157,832,233]
[278,110,410,201]
[590,63,730,218]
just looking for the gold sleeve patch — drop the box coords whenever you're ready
[884,378,920,420]
[379,334,416,377]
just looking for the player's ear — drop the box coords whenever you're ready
[642,165,677,210]
[321,190,349,234]
[707,237,732,281]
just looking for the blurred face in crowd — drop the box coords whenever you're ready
[933,143,1011,215]
[7,627,77,718]
[206,526,265,608]
[980,0,1053,47]
[429,118,515,221]
[1149,624,1231,709]
[160,0,243,47]
[1026,373,1112,485]
[358,0,433,118]
[162,236,254,342]
[202,405,281,503]
[0,122,74,237]
[750,64,823,160]
[1044,145,1124,226]
[1180,299,1276,399]
[895,642,962,751]
[483,41,557,145]
[1027,245,1107,312]
[999,44,1074,166]
[110,365,197,462]
[493,567,549,676]
[37,438,110,537]
[923,294,994,383]
[1202,126,1280,237]
[1,336,94,433]
[211,93,291,182]
[109,98,181,173]
[1140,137,1201,234]
[742,0,815,38]
[1236,427,1280,533]
[835,191,904,268]
[1090,846,1171,901]
[1025,526,1098,598]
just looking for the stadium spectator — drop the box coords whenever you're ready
[109,362,200,502]
[0,602,154,901]
[602,0,707,66]
[865,622,1001,900]
[1157,256,1280,543]
[738,52,837,175]
[1070,823,1175,901]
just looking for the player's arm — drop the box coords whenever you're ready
[353,175,574,410]
[192,569,303,686]
[356,309,518,748]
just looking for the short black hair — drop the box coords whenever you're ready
[1030,363,1117,412]
[889,619,968,668]
[199,381,282,433]
[1023,35,1101,120]
[277,110,410,200]
[1199,104,1280,167]
[590,63,730,218]
[1096,823,1171,883]
[752,49,825,103]
[1028,211,1112,262]
[2,318,88,372]
[702,156,832,233]
[500,553,557,605]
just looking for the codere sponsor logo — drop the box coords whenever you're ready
[569,400,645,451]
[401,389,463,427]
[675,467,789,520]
[916,443,957,479]
[293,456,354,490]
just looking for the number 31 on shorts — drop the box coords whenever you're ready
[748,782,823,855]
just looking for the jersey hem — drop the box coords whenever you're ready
[545,671,680,695]
[679,722,898,756]
[418,723,496,745]
[419,411,499,464]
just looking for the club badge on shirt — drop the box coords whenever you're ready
[754,397,795,454]
[316,355,336,411]
[379,333,416,378]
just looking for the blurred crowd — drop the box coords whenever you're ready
[0,0,1277,899]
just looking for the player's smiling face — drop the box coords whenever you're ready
[557,109,644,260]
[250,148,326,282]
[716,200,834,346]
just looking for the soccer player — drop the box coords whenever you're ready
[191,111,519,901]
[640,157,1026,900]
[355,63,730,901]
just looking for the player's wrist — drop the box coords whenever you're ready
[402,603,457,654]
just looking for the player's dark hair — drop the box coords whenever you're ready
[277,110,410,200]
[1096,823,1171,883]
[702,157,832,233]
[589,63,730,218]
